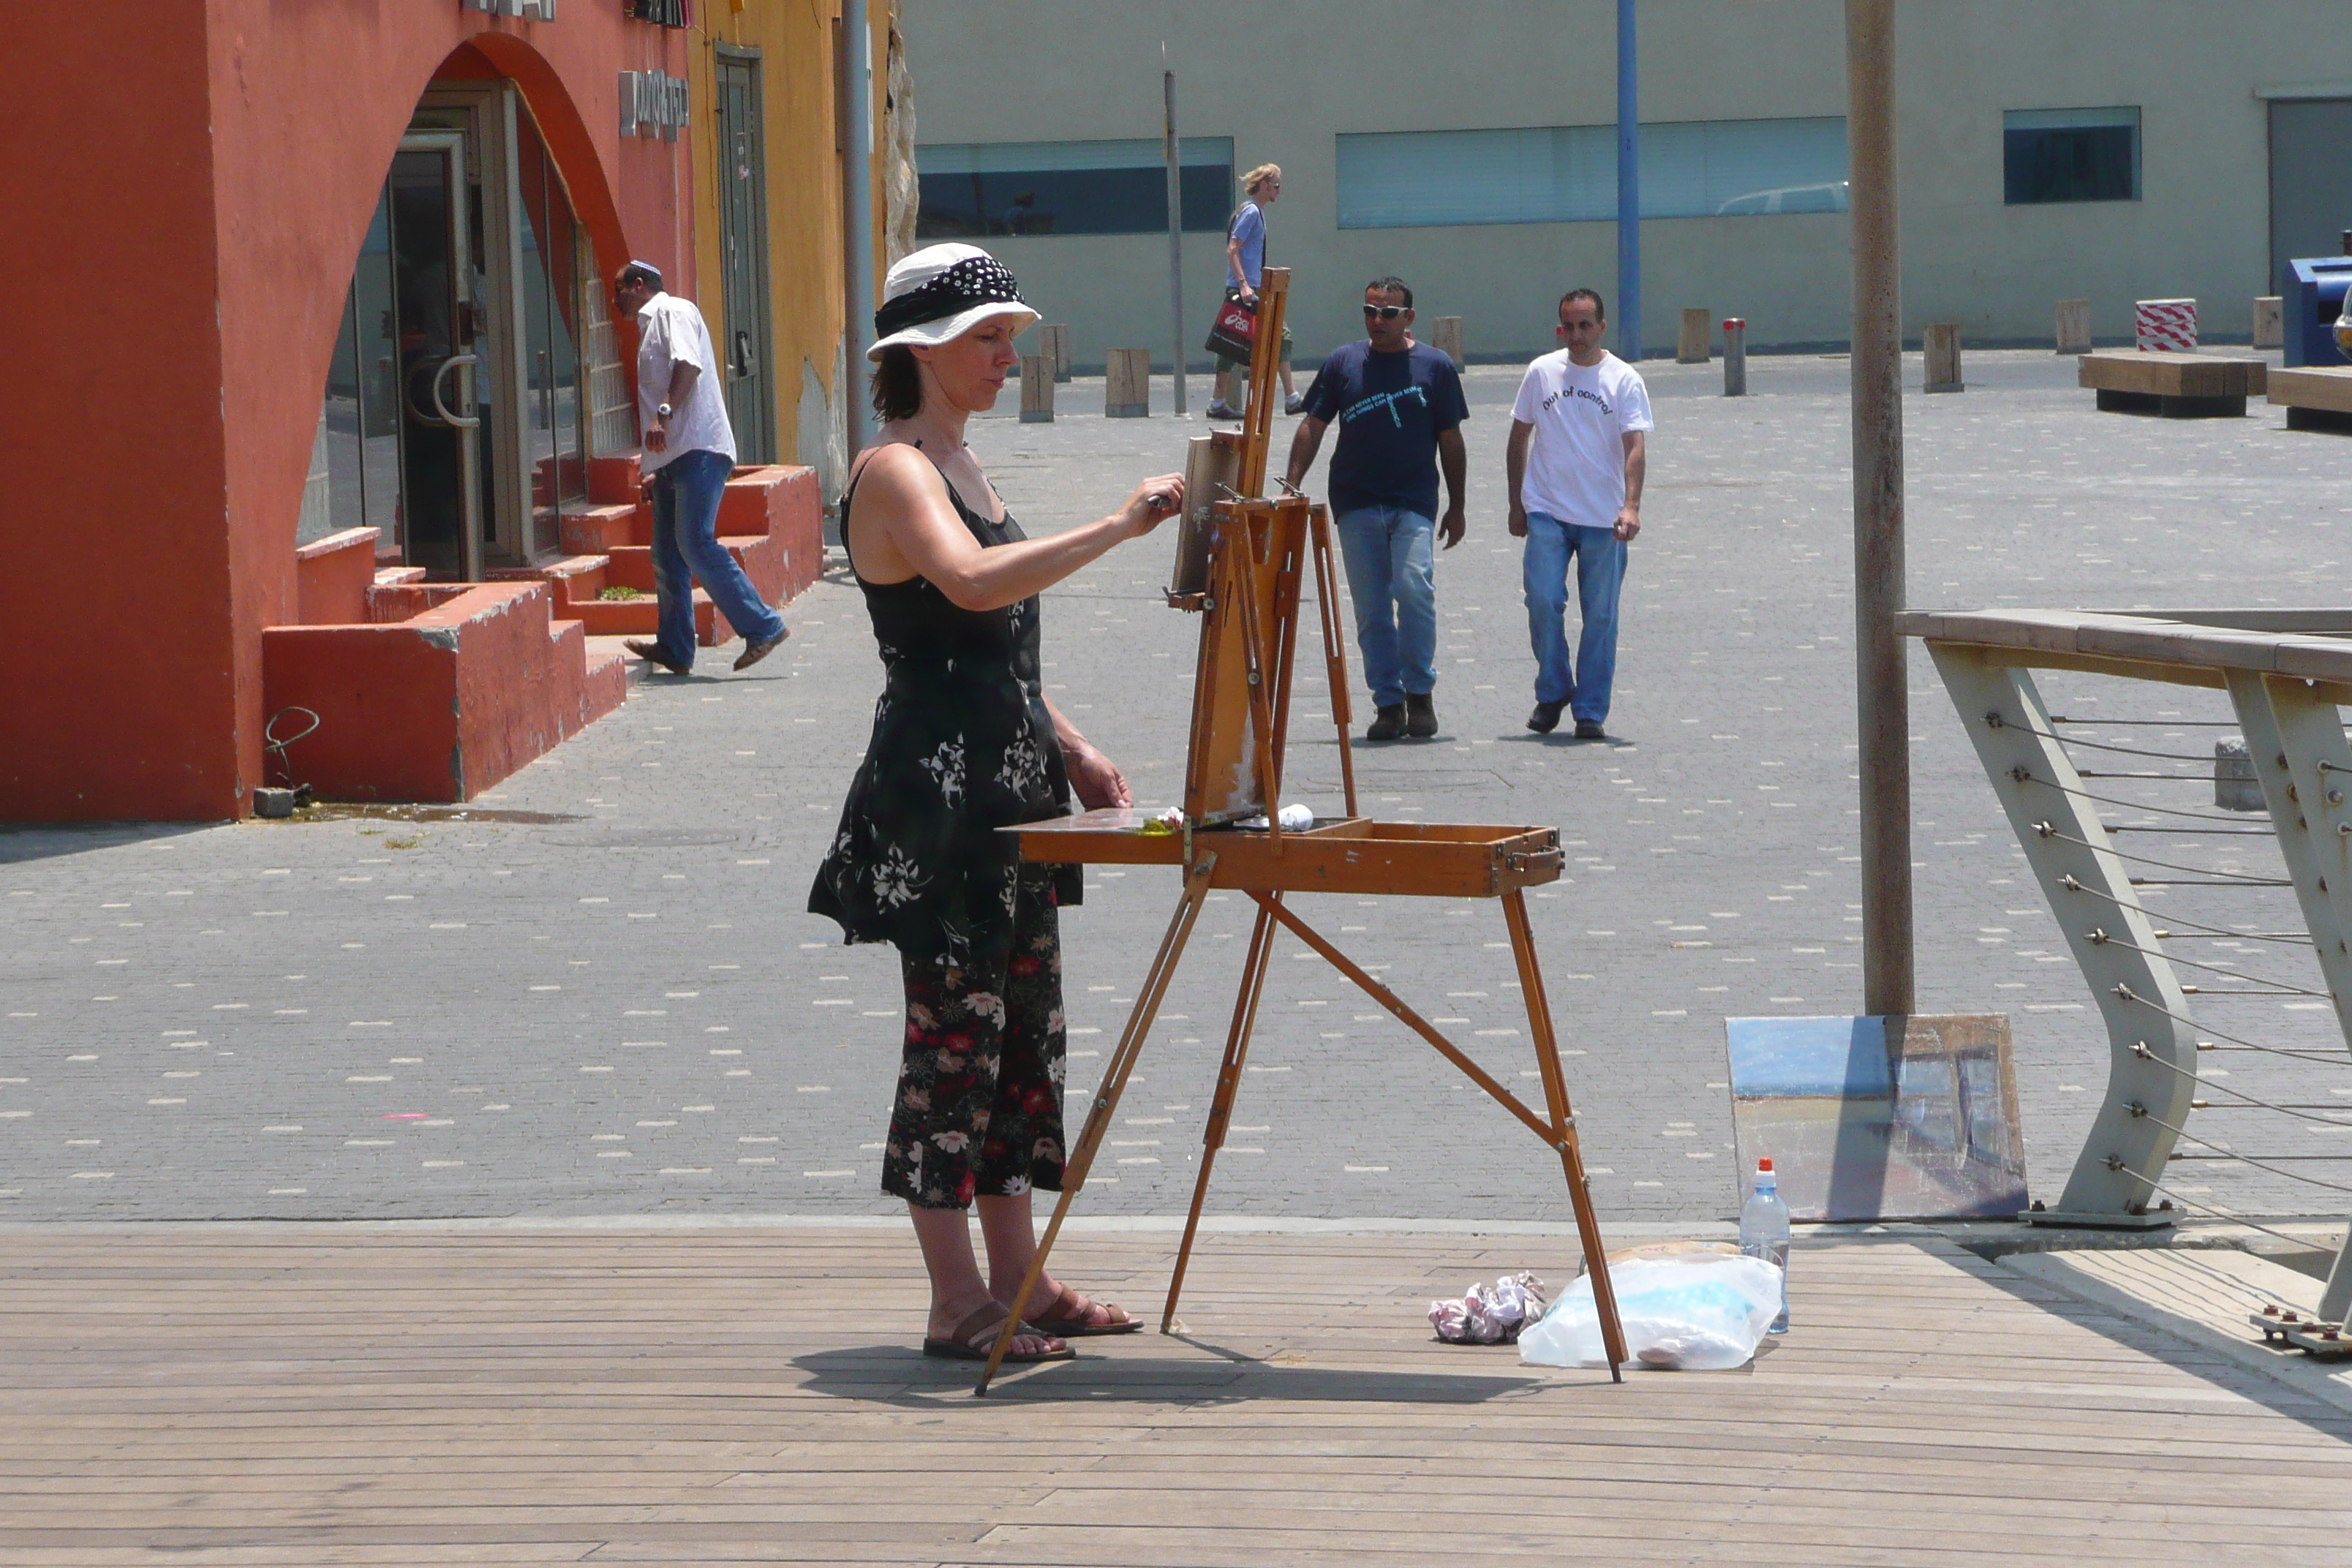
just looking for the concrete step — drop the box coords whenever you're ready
[559,502,647,555]
[587,453,641,505]
[567,587,731,647]
[489,554,608,606]
[599,532,784,605]
[263,579,627,803]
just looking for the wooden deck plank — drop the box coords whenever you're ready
[0,1226,2345,1563]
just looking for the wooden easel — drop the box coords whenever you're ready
[978,269,1629,1392]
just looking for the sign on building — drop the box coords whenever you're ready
[619,70,690,141]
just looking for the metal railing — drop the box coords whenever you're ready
[1903,607,2352,1329]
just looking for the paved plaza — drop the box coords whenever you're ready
[7,349,2351,1226]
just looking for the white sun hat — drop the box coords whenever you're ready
[867,243,1039,360]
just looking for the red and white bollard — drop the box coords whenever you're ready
[2135,298,2198,352]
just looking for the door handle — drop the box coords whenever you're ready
[429,354,480,429]
[734,329,758,379]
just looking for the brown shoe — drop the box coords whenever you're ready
[733,627,791,671]
[625,638,689,676]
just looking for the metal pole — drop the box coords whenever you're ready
[843,0,875,455]
[1164,62,1187,417]
[1847,0,1913,1014]
[1616,0,1640,363]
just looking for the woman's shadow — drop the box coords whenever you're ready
[791,1332,1597,1407]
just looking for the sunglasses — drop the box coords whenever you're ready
[1362,304,1408,320]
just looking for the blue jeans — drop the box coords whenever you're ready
[648,448,786,668]
[1522,510,1627,723]
[1334,505,1437,710]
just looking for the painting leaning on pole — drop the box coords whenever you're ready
[1725,1014,2029,1221]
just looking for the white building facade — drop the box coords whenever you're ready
[900,0,2352,366]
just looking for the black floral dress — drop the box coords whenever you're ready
[808,447,1084,1208]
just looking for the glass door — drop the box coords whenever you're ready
[387,131,483,579]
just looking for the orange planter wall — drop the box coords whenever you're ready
[4,2,692,821]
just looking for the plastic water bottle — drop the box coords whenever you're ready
[1740,1157,1792,1334]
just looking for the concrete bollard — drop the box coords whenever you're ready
[1019,355,1054,423]
[1105,348,1150,418]
[1430,315,1465,369]
[1677,307,1712,364]
[2254,296,2284,351]
[1038,323,1072,382]
[1924,323,1963,393]
[1722,317,1747,396]
[2055,298,2092,355]
[2215,736,2264,811]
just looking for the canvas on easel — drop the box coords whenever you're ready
[976,268,1632,1392]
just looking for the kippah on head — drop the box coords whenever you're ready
[620,260,663,290]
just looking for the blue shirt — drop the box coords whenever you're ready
[1227,202,1266,288]
[1301,341,1469,519]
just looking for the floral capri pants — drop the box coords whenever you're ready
[884,870,1068,1210]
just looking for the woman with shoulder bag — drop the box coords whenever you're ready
[1207,163,1300,421]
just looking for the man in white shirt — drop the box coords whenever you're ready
[1506,288,1651,740]
[611,260,789,676]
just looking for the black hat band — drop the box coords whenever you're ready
[873,255,1025,339]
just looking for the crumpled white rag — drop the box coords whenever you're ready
[1429,1271,1548,1344]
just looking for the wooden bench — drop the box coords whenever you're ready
[2269,364,2352,433]
[2078,349,2266,418]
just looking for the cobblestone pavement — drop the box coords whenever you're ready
[9,348,2351,1226]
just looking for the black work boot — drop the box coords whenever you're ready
[1365,704,1407,742]
[1405,693,1437,739]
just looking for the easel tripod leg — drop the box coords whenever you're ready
[1501,890,1628,1381]
[1164,896,1280,1332]
[1307,509,1358,817]
[977,857,1217,1395]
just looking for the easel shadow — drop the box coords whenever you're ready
[791,1339,1586,1407]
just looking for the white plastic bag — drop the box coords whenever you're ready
[1519,1254,1782,1371]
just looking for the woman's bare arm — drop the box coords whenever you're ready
[851,447,1183,612]
[1043,694,1130,810]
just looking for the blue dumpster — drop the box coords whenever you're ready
[2283,256,2352,366]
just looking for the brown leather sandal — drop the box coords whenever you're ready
[1025,1283,1143,1336]
[921,1300,1074,1362]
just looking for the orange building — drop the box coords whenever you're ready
[8,1,872,823]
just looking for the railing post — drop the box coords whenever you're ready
[1928,645,2193,1226]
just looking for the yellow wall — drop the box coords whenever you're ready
[687,0,891,489]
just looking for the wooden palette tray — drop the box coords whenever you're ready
[1009,809,1564,898]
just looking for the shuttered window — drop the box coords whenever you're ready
[1335,117,1848,229]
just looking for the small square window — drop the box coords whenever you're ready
[2004,107,2141,205]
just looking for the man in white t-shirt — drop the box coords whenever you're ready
[611,260,788,676]
[1507,287,1651,739]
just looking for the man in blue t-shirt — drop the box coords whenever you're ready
[1284,276,1469,741]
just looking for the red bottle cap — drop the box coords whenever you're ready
[1757,1158,1774,1173]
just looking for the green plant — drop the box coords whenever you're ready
[597,585,647,601]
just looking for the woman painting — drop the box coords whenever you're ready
[810,244,1185,1364]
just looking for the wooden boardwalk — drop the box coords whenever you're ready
[4,1224,2351,1567]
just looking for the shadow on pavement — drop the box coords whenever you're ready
[0,820,219,866]
[791,1341,1572,1406]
